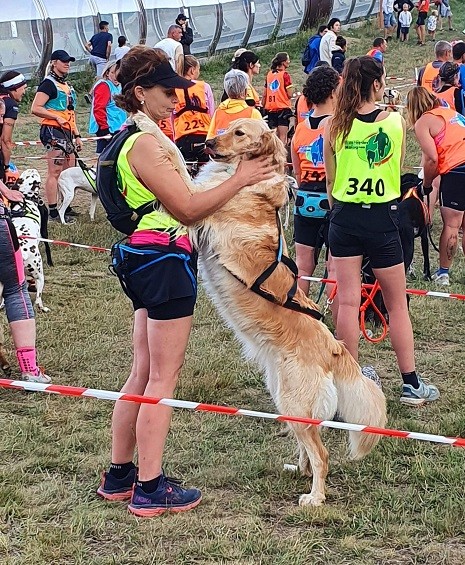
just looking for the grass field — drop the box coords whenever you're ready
[2,4,465,564]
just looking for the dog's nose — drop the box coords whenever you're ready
[205,139,216,149]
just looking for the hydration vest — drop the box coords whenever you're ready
[41,76,77,131]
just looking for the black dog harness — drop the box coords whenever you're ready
[222,210,323,320]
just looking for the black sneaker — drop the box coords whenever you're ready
[97,467,137,501]
[49,214,76,225]
[128,473,202,517]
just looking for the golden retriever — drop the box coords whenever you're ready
[191,119,387,506]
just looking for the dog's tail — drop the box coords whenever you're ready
[333,352,387,460]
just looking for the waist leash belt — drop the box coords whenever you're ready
[76,155,97,193]
[224,209,323,321]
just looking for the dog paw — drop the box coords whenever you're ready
[37,306,50,313]
[299,493,325,507]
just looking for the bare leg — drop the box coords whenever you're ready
[9,319,36,349]
[276,125,288,146]
[136,315,193,481]
[44,149,65,207]
[438,207,464,269]
[295,243,316,294]
[373,263,414,374]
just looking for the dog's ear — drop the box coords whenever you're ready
[261,130,287,172]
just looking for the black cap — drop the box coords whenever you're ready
[127,61,194,92]
[176,13,187,21]
[50,50,75,63]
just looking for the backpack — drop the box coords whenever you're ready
[96,124,159,235]
[301,41,312,68]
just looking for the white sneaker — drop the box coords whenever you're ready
[431,271,450,286]
[22,369,51,384]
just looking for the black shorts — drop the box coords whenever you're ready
[328,201,403,269]
[39,125,75,154]
[294,215,327,248]
[401,26,410,36]
[111,243,197,320]
[417,11,427,26]
[176,134,209,164]
[439,168,465,211]
[266,108,293,129]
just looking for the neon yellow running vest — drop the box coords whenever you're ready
[332,113,403,204]
[117,132,187,234]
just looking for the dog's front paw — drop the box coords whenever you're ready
[36,304,50,313]
[299,493,325,507]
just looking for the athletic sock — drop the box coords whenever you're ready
[401,371,420,388]
[49,204,58,218]
[138,474,162,494]
[108,461,136,479]
[16,347,39,375]
[437,267,449,276]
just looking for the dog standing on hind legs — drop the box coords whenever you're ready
[190,119,387,506]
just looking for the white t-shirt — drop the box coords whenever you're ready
[382,0,394,13]
[115,45,130,60]
[154,38,181,71]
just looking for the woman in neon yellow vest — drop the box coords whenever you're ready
[323,56,439,407]
[96,46,274,518]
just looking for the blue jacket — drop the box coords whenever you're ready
[304,35,322,74]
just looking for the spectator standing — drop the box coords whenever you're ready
[207,70,262,140]
[115,36,130,61]
[437,0,454,31]
[415,0,430,46]
[417,40,452,91]
[319,18,341,65]
[407,86,465,285]
[332,36,347,75]
[86,21,113,78]
[427,10,438,41]
[175,13,193,55]
[303,25,328,74]
[155,26,184,76]
[88,61,127,154]
[0,71,27,174]
[382,0,397,40]
[31,50,82,223]
[324,56,440,406]
[367,38,388,64]
[394,0,414,40]
[263,52,294,145]
[398,3,413,42]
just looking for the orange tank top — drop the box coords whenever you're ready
[295,96,312,124]
[158,117,174,141]
[421,62,439,93]
[435,86,456,111]
[426,107,465,174]
[212,106,254,136]
[292,116,327,184]
[264,70,291,111]
[174,81,211,140]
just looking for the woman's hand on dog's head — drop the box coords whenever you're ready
[234,156,275,188]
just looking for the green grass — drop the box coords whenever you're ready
[3,3,465,563]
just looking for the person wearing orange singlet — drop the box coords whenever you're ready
[263,52,294,145]
[407,86,465,286]
[291,66,339,295]
[173,55,214,169]
[417,40,452,92]
[433,62,464,114]
[206,70,262,140]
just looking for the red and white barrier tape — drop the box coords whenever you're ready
[13,134,111,147]
[0,378,462,448]
[302,275,465,302]
[19,235,110,253]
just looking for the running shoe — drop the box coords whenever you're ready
[97,467,137,501]
[400,375,440,406]
[49,214,76,225]
[128,473,202,517]
[21,368,51,384]
[432,271,450,286]
[361,365,382,389]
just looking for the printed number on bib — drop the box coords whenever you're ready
[185,119,200,131]
[346,177,385,197]
[268,95,276,103]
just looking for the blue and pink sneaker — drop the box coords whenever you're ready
[97,467,137,501]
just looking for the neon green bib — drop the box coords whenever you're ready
[332,113,403,204]
[117,132,186,234]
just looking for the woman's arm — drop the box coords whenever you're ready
[414,116,439,187]
[129,134,274,225]
[323,120,336,208]
[400,115,407,168]
[0,180,23,202]
[0,119,14,166]
[93,82,111,132]
[290,142,301,186]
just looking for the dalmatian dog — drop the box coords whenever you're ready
[10,169,53,313]
[57,162,98,223]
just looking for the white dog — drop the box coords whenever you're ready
[57,164,98,223]
[10,169,52,312]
